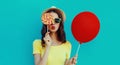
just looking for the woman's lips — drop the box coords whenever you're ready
[51,26,55,30]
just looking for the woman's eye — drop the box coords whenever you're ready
[55,18,61,23]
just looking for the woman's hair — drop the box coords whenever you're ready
[41,8,66,47]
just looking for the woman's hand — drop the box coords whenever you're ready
[67,55,78,65]
[41,13,54,24]
[43,32,52,47]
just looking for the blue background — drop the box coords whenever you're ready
[0,0,120,65]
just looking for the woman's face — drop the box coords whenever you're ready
[48,12,60,33]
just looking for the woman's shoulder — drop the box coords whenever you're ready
[33,39,42,46]
[63,40,72,48]
[33,39,41,42]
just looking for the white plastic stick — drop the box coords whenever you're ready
[76,43,81,55]
[47,25,48,32]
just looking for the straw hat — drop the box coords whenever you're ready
[41,6,66,22]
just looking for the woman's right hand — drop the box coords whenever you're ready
[43,32,52,47]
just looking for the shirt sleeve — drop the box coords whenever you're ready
[32,39,42,54]
[65,41,72,60]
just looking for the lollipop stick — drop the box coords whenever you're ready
[76,42,81,55]
[47,25,48,32]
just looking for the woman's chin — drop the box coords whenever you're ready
[50,30,57,33]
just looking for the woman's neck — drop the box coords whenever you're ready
[50,32,57,41]
[50,32,61,45]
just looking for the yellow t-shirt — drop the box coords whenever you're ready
[33,39,71,65]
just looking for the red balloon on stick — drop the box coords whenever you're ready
[71,11,100,54]
[72,11,100,43]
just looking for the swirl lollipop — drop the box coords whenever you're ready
[42,13,54,24]
[41,13,54,32]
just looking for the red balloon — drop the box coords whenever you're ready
[71,11,100,44]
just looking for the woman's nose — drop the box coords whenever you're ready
[51,21,55,25]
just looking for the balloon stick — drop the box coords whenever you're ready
[76,42,81,55]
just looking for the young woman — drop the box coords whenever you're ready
[33,7,77,65]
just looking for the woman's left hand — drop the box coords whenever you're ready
[67,55,78,65]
